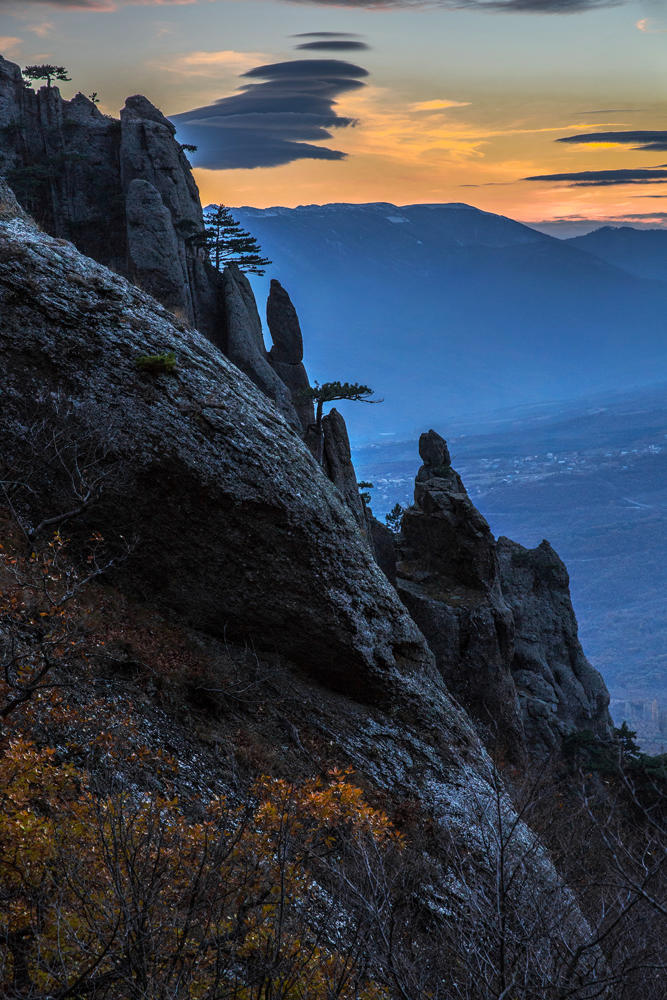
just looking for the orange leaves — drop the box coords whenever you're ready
[0,752,394,999]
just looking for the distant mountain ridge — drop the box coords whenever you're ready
[233,201,667,440]
[565,225,667,282]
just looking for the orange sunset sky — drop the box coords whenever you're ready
[1,0,666,227]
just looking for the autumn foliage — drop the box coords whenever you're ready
[0,739,398,999]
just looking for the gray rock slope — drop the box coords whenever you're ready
[0,183,431,706]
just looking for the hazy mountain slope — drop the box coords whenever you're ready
[567,226,667,282]
[234,203,667,439]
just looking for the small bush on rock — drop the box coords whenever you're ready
[135,351,177,375]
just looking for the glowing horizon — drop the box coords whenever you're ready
[1,0,666,226]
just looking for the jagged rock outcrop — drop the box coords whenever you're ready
[0,56,391,546]
[266,278,315,434]
[396,431,523,755]
[221,264,299,427]
[394,430,612,756]
[0,55,296,421]
[322,408,369,534]
[497,537,612,751]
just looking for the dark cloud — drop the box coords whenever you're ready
[572,109,641,115]
[292,32,361,38]
[523,167,667,186]
[284,1,626,12]
[558,131,667,151]
[171,59,368,170]
[296,41,371,51]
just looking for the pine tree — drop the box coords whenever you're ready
[22,65,71,89]
[203,204,271,275]
[304,381,381,431]
[385,502,405,534]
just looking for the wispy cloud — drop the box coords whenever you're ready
[412,99,471,111]
[155,50,269,78]
[296,40,370,52]
[524,167,667,186]
[26,22,55,37]
[4,0,628,10]
[0,36,23,54]
[557,131,667,151]
[283,0,627,12]
[3,0,196,10]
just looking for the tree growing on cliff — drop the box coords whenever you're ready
[203,204,271,275]
[306,381,381,433]
[22,65,71,89]
[385,503,405,534]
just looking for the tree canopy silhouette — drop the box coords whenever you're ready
[22,65,71,89]
[203,204,271,275]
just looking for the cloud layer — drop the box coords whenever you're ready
[558,131,667,152]
[285,0,626,11]
[524,167,667,186]
[171,58,368,169]
[296,40,370,51]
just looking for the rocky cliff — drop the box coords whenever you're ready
[0,47,613,756]
[0,180,422,704]
[0,181,609,994]
[388,431,611,756]
[0,55,373,507]
[0,56,308,433]
[497,536,612,752]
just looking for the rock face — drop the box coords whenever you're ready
[394,431,612,756]
[0,56,299,424]
[396,431,523,755]
[0,206,436,706]
[125,178,190,315]
[497,537,612,751]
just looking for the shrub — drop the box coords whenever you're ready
[135,351,177,375]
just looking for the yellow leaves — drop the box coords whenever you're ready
[0,739,392,1000]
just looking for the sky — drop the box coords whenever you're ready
[1,0,666,226]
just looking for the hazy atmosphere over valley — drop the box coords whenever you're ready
[0,0,665,996]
